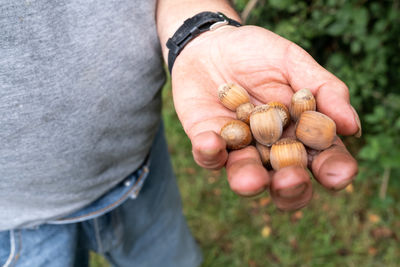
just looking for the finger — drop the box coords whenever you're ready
[309,138,358,191]
[225,146,270,197]
[192,130,228,170]
[270,166,313,211]
[284,43,361,136]
[171,75,248,171]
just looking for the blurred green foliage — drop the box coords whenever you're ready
[91,1,400,266]
[162,86,400,266]
[235,0,400,203]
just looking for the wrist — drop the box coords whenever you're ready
[165,11,242,74]
[156,0,241,64]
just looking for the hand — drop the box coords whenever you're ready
[170,25,360,210]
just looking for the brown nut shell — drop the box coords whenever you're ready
[236,102,254,124]
[295,111,336,150]
[220,120,252,150]
[250,105,283,146]
[270,138,308,171]
[290,89,316,121]
[218,83,250,111]
[268,101,290,128]
[255,142,271,167]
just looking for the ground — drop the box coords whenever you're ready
[90,83,399,267]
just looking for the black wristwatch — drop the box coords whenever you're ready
[166,11,242,73]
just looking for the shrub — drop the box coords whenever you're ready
[234,0,400,202]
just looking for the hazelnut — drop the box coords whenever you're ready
[250,105,282,146]
[255,142,271,167]
[220,120,252,150]
[290,89,316,121]
[218,83,250,111]
[268,101,290,128]
[236,102,254,124]
[295,111,336,150]
[270,138,308,171]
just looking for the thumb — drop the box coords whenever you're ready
[191,130,228,170]
[284,43,361,136]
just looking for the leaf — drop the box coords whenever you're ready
[262,214,271,223]
[213,188,221,196]
[327,21,347,36]
[258,197,271,207]
[371,227,394,239]
[184,167,196,175]
[268,0,296,10]
[207,176,217,184]
[374,19,388,33]
[248,260,258,267]
[345,184,354,193]
[365,106,386,123]
[352,7,369,34]
[358,140,380,161]
[261,226,271,238]
[350,41,362,54]
[364,35,382,52]
[290,211,303,222]
[368,247,378,256]
[368,213,381,224]
[381,156,400,169]
[395,117,400,130]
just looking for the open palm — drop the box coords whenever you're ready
[170,25,360,210]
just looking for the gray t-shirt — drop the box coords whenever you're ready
[0,0,166,230]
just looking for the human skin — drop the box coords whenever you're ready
[156,0,360,210]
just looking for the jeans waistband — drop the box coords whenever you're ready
[47,155,151,225]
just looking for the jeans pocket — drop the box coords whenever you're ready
[0,230,21,267]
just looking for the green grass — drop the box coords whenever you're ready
[91,82,399,267]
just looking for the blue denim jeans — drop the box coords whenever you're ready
[0,123,202,267]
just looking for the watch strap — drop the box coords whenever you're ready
[166,12,241,73]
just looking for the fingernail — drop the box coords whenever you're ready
[236,187,266,197]
[277,183,307,199]
[199,148,222,161]
[350,106,362,138]
[201,148,220,156]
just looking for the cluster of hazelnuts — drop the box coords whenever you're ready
[218,83,337,171]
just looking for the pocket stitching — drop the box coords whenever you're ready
[2,230,21,267]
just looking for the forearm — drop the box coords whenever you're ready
[156,0,241,63]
